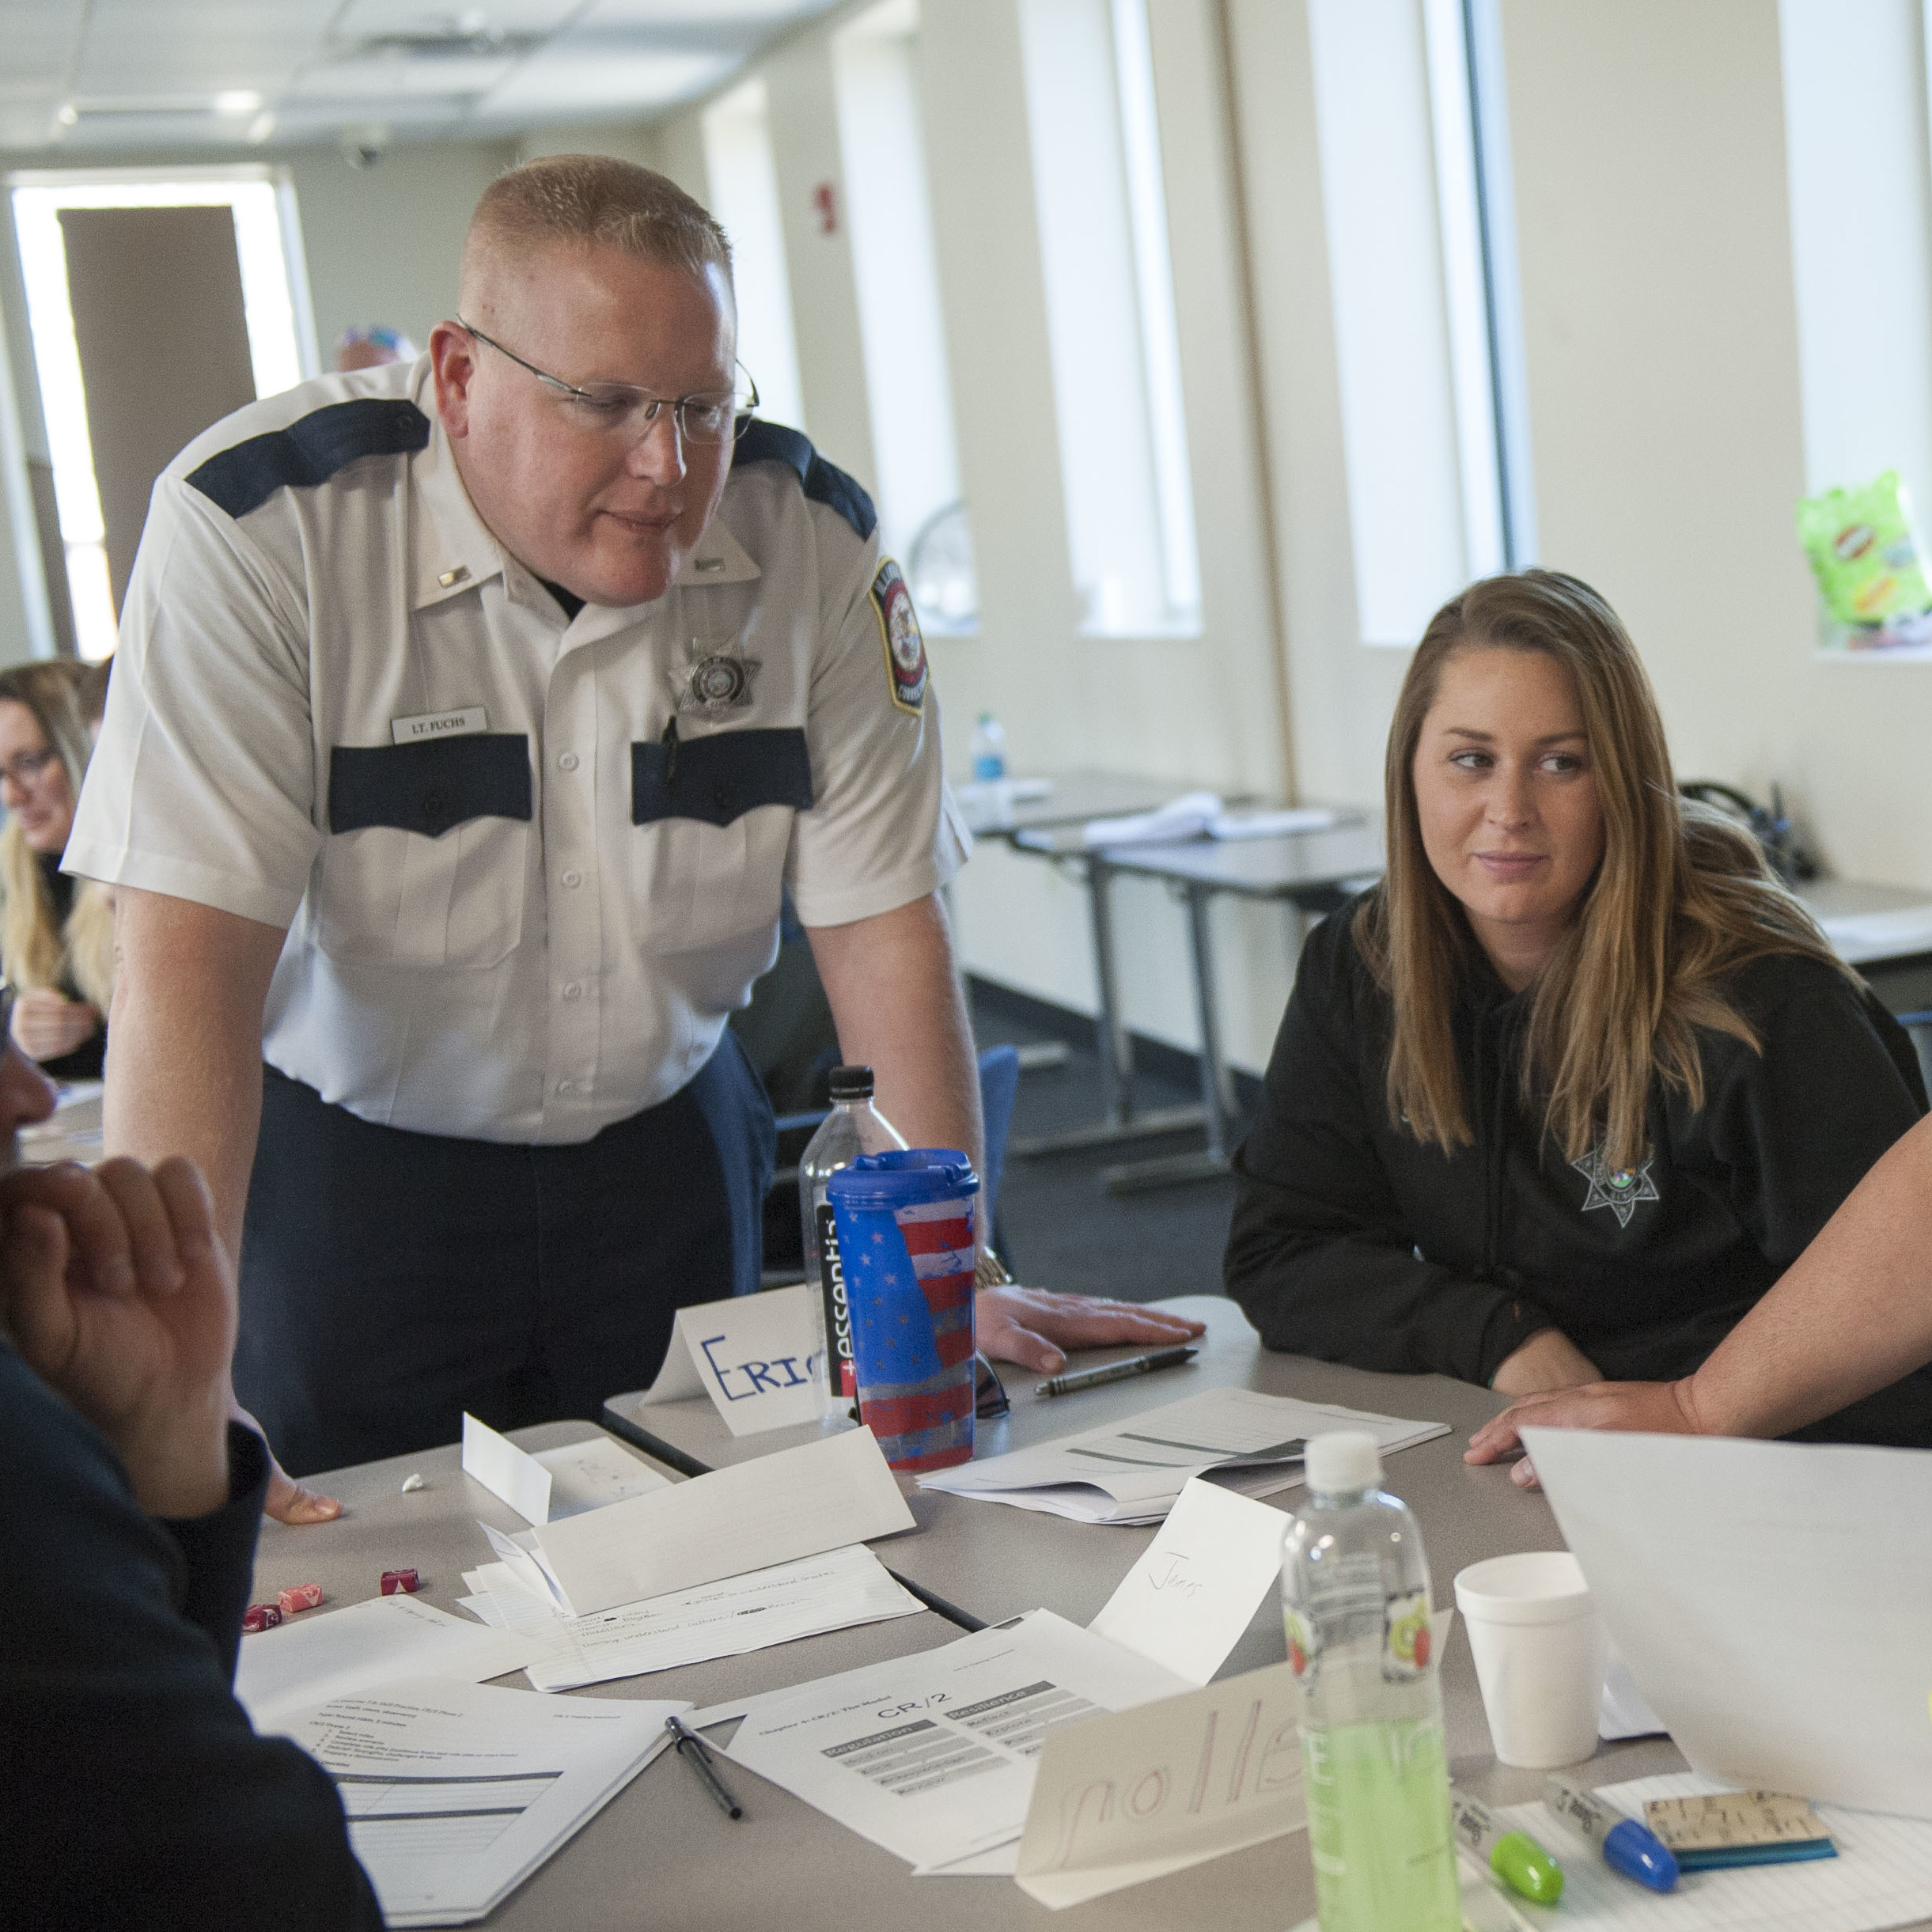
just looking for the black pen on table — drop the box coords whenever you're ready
[1036,1344,1198,1399]
[665,1714,744,1820]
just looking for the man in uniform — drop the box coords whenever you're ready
[71,157,1200,1521]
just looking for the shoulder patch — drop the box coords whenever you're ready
[733,417,877,542]
[185,398,432,521]
[870,558,928,714]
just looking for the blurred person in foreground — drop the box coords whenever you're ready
[0,1016,379,1928]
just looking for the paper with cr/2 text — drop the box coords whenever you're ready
[460,1418,667,1526]
[638,1282,825,1434]
[1525,1426,1932,1816]
[718,1608,1191,1874]
[1088,1477,1286,1684]
[528,1423,915,1618]
[281,1676,684,1928]
[235,1595,537,1730]
[1013,1661,1305,1907]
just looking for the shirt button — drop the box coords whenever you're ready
[557,751,579,772]
[563,982,582,1001]
[563,869,584,888]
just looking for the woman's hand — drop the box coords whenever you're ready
[1465,1377,1706,1488]
[11,988,101,1063]
[1489,1327,1601,1397]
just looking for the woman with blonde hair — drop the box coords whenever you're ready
[0,660,114,1078]
[1225,569,1932,1443]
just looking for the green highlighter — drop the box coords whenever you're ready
[1452,1791,1565,1904]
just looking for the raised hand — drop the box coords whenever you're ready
[1,1157,233,1517]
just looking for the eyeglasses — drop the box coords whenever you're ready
[0,748,58,789]
[458,318,758,445]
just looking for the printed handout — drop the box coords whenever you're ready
[920,1388,1448,1525]
[279,1676,684,1926]
[717,1609,1191,1873]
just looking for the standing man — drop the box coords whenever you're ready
[70,157,1199,1521]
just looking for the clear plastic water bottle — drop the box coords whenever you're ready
[1282,1430,1460,1932]
[968,710,1008,782]
[800,1066,907,1411]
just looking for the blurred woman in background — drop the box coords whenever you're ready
[0,661,114,1079]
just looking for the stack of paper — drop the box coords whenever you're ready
[280,1677,684,1927]
[460,1415,670,1525]
[919,1388,1448,1524]
[236,1595,541,1729]
[454,1544,924,1691]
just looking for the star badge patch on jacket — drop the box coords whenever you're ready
[1571,1147,1661,1227]
[870,558,928,713]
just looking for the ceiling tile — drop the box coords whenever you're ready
[476,46,731,119]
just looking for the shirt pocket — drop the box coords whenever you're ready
[630,726,813,955]
[316,736,533,970]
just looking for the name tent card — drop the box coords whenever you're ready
[1089,1476,1287,1685]
[1013,1661,1308,1908]
[639,1282,826,1436]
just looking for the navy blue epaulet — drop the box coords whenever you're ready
[733,418,877,543]
[185,398,432,521]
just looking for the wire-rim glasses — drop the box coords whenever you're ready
[457,317,757,445]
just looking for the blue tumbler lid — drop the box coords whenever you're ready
[825,1148,979,1208]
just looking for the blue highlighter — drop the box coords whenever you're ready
[1545,1776,1680,1892]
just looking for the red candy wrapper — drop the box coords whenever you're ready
[277,1582,324,1616]
[380,1568,421,1596]
[241,1604,283,1634]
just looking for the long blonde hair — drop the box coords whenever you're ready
[0,661,115,1013]
[1356,570,1850,1172]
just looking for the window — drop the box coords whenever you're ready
[703,79,808,436]
[1779,0,1932,574]
[834,0,977,628]
[1307,0,1532,647]
[1018,0,1200,636]
[10,166,312,660]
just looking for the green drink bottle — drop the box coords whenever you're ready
[1282,1430,1460,1932]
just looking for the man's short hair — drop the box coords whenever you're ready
[466,155,732,288]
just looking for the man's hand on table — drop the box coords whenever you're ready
[1465,1377,1707,1489]
[975,1286,1206,1374]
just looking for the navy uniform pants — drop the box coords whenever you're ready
[234,1035,774,1479]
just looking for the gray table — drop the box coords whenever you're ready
[968,772,1246,1158]
[1010,819,1385,1191]
[269,1296,1927,1930]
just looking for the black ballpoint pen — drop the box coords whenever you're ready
[1036,1344,1198,1398]
[665,1714,745,1820]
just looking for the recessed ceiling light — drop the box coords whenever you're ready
[55,104,78,126]
[214,89,263,113]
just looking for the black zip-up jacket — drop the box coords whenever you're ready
[1,1342,382,1929]
[1225,896,1932,1445]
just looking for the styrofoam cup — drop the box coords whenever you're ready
[1453,1551,1610,1769]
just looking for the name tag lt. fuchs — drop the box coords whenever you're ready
[391,706,488,744]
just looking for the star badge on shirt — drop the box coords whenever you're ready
[672,635,760,720]
[1570,1146,1661,1228]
